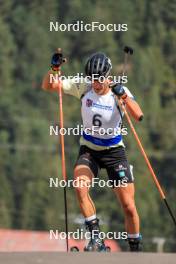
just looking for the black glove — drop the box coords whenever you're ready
[51,51,66,71]
[111,84,126,98]
[51,53,64,67]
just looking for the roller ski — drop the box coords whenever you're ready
[84,218,110,252]
[70,218,110,252]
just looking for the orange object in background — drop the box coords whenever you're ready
[0,229,121,252]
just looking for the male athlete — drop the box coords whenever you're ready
[42,52,143,252]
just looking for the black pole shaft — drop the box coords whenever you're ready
[163,198,176,227]
[63,186,69,251]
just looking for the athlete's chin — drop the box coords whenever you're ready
[94,89,104,95]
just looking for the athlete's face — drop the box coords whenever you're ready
[92,80,110,95]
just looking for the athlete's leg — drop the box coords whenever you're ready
[74,164,96,218]
[113,183,139,234]
[113,183,142,251]
[74,147,108,252]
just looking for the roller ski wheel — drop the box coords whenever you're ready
[70,246,79,252]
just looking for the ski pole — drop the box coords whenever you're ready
[114,45,176,226]
[52,48,69,251]
[118,98,176,227]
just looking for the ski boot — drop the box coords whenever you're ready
[84,218,109,252]
[128,234,143,252]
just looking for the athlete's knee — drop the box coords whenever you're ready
[122,201,137,218]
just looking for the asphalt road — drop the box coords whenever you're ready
[0,253,175,264]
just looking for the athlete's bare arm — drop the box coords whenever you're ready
[42,70,60,92]
[123,96,144,122]
[112,85,144,122]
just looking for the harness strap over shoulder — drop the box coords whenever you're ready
[80,84,92,100]
[113,94,124,129]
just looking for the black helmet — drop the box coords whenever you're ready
[85,52,112,79]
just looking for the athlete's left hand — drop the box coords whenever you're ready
[111,84,127,99]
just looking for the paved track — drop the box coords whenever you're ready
[0,253,175,264]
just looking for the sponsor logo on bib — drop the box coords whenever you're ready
[86,98,112,111]
[86,99,93,107]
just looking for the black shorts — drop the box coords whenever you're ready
[74,145,134,187]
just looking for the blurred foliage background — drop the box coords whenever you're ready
[0,0,176,252]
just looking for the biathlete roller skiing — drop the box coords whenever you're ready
[42,47,176,252]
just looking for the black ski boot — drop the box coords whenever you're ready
[84,218,108,252]
[128,235,143,252]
